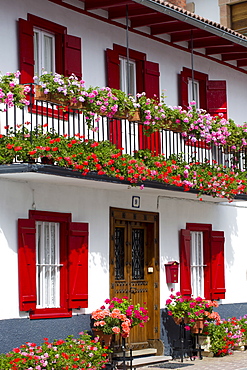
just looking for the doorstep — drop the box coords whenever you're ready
[113,355,172,368]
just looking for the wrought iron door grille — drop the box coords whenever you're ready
[114,227,125,280]
[132,229,144,280]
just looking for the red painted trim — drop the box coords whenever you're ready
[185,139,211,149]
[180,67,208,109]
[48,0,247,75]
[30,309,72,319]
[28,14,67,34]
[186,223,212,232]
[29,105,69,120]
[27,13,66,74]
[113,43,146,61]
[29,210,72,222]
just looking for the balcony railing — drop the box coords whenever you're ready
[0,99,246,171]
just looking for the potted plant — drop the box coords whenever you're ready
[0,71,30,110]
[91,296,149,343]
[165,291,220,332]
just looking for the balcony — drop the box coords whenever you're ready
[0,98,247,201]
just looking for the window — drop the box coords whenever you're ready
[36,221,60,308]
[180,223,225,300]
[180,67,227,118]
[190,231,204,297]
[188,79,200,108]
[106,44,161,154]
[34,28,56,78]
[19,14,82,84]
[120,57,136,96]
[18,210,88,319]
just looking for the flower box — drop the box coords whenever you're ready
[128,109,141,122]
[35,85,84,109]
[164,120,183,133]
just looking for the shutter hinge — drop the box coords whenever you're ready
[154,327,158,333]
[154,282,158,288]
[154,304,158,310]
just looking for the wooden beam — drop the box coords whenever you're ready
[237,59,247,67]
[85,0,132,11]
[206,45,247,55]
[151,21,195,35]
[171,29,209,43]
[189,36,233,49]
[222,52,247,61]
[108,5,156,19]
[131,13,172,28]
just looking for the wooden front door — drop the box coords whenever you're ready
[110,208,160,348]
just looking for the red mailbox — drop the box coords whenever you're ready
[165,261,179,283]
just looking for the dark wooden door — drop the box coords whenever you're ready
[110,208,160,348]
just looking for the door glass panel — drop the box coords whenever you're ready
[114,227,125,280]
[132,228,144,280]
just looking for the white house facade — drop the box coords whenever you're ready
[1,0,247,357]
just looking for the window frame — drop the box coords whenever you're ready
[33,27,56,79]
[18,210,88,319]
[180,223,225,300]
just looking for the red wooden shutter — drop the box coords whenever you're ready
[64,34,82,77]
[105,48,122,148]
[19,18,34,84]
[180,229,192,297]
[206,80,227,119]
[68,222,88,308]
[18,219,36,311]
[210,230,226,299]
[180,70,189,110]
[106,48,120,89]
[143,61,160,100]
[140,60,161,154]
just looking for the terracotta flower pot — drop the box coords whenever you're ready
[191,318,204,334]
[92,328,112,347]
[173,316,183,325]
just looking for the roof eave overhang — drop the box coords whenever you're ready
[132,0,247,48]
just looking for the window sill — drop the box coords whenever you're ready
[29,308,72,319]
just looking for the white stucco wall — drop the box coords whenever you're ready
[0,0,247,125]
[0,174,247,321]
[1,0,247,322]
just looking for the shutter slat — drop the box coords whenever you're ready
[68,222,88,309]
[18,219,37,311]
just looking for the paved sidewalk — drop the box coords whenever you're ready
[140,351,247,370]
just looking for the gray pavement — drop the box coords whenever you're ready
[139,351,247,370]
